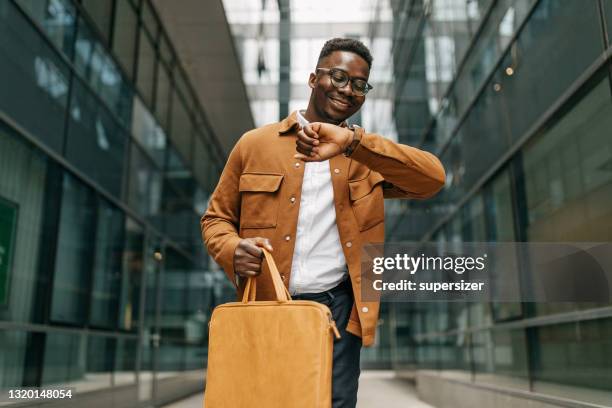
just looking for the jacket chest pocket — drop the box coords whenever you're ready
[348,172,385,231]
[239,173,284,228]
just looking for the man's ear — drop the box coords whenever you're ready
[308,72,317,89]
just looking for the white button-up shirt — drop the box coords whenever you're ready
[289,110,348,295]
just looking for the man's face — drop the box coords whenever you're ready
[308,50,370,123]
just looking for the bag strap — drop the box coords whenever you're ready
[241,248,292,303]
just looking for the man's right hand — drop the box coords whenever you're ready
[233,237,273,280]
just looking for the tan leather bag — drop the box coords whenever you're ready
[204,249,341,408]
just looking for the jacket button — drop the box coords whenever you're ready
[290,196,296,203]
[362,307,369,313]
[333,168,340,174]
[284,235,291,241]
[294,162,300,168]
[346,241,352,248]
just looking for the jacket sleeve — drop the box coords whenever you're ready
[201,139,243,288]
[349,131,446,199]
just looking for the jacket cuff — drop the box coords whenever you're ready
[218,235,243,289]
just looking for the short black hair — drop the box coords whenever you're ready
[317,38,373,69]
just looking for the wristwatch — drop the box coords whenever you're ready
[344,125,363,157]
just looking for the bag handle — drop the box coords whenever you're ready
[241,248,292,303]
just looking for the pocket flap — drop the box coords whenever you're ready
[239,173,284,193]
[349,172,385,200]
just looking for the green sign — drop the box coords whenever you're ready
[0,198,17,306]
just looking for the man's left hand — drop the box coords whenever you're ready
[294,122,353,161]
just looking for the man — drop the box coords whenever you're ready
[201,38,445,407]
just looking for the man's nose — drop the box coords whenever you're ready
[337,81,353,96]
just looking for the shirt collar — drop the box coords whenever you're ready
[296,109,309,128]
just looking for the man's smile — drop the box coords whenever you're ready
[328,95,353,109]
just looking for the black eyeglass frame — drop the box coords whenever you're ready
[315,68,374,96]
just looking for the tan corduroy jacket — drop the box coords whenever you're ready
[201,111,445,346]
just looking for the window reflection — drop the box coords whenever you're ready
[66,78,126,198]
[128,142,163,218]
[114,338,137,385]
[132,97,167,167]
[16,0,77,58]
[42,332,87,388]
[51,174,96,325]
[0,1,69,152]
[522,76,612,242]
[90,199,125,329]
[120,219,145,331]
[74,17,133,125]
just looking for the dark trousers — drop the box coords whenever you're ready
[292,279,362,408]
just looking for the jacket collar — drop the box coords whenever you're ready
[278,110,349,135]
[278,111,299,135]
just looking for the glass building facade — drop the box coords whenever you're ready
[0,0,236,406]
[382,0,612,406]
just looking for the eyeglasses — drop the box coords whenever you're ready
[315,68,373,96]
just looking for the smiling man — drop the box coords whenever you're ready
[201,38,445,407]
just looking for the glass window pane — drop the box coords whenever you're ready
[143,240,162,330]
[522,74,612,242]
[51,174,96,325]
[81,0,113,43]
[500,0,603,143]
[170,92,193,164]
[136,28,156,107]
[0,1,69,153]
[159,248,191,341]
[90,199,125,328]
[132,97,167,166]
[0,330,29,388]
[120,218,145,331]
[520,72,612,318]
[533,319,612,405]
[112,0,138,79]
[487,169,515,241]
[114,338,137,385]
[65,78,127,198]
[74,17,133,125]
[128,141,162,217]
[16,0,77,58]
[0,123,52,324]
[84,335,114,390]
[461,194,486,240]
[42,332,86,388]
[473,329,529,390]
[158,339,185,371]
[155,61,172,129]
[193,135,213,192]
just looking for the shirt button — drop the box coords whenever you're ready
[346,241,352,248]
[362,307,369,313]
[333,168,340,174]
[294,162,300,168]
[290,196,296,203]
[284,235,291,241]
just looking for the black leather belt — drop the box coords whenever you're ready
[292,278,352,302]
